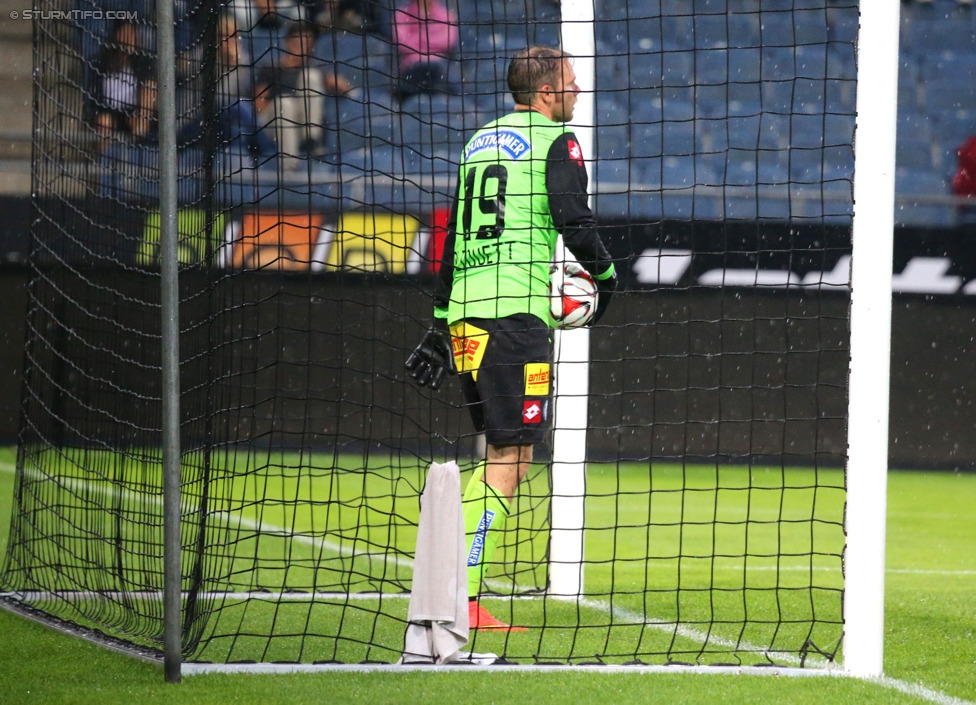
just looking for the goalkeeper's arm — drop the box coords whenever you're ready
[546,132,618,323]
[404,184,460,390]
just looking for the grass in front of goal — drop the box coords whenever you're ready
[2,448,844,666]
[1,450,975,703]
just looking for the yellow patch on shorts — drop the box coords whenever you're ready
[450,321,490,380]
[524,362,550,396]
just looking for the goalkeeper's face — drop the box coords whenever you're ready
[550,59,580,123]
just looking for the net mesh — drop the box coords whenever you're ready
[1,0,854,666]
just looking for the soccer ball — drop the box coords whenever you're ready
[549,264,598,329]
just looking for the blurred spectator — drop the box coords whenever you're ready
[310,0,392,36]
[254,21,352,161]
[218,13,279,163]
[232,0,296,64]
[180,12,278,165]
[232,0,301,28]
[390,0,459,102]
[93,19,157,147]
[952,135,976,220]
[952,136,976,197]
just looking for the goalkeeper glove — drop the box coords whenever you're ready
[590,264,618,326]
[405,320,456,390]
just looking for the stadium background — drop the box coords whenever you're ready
[0,0,974,468]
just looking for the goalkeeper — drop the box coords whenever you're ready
[405,46,617,630]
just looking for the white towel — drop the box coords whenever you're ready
[402,461,469,664]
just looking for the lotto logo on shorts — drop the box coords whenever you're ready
[524,362,550,396]
[523,400,543,424]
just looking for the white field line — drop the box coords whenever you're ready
[2,462,975,704]
[2,462,965,577]
[869,678,976,705]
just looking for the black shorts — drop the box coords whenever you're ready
[450,314,553,447]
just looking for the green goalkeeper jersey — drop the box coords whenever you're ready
[434,109,613,326]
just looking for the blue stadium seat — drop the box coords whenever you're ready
[762,80,794,114]
[314,30,395,101]
[596,125,629,159]
[728,47,762,83]
[795,45,828,77]
[325,97,401,158]
[660,155,699,188]
[725,191,759,220]
[897,138,937,172]
[660,87,697,121]
[793,10,830,46]
[625,17,664,53]
[595,53,631,93]
[726,12,761,49]
[630,156,662,186]
[661,15,697,51]
[727,82,762,115]
[629,122,664,159]
[759,113,791,150]
[761,46,797,80]
[897,107,934,143]
[919,51,976,83]
[903,18,976,56]
[595,92,627,129]
[933,110,976,156]
[627,90,663,123]
[726,114,762,150]
[826,79,857,114]
[827,6,859,44]
[400,94,482,140]
[726,149,761,186]
[697,122,729,154]
[661,51,696,87]
[662,121,698,156]
[693,14,732,49]
[826,42,857,81]
[694,152,725,185]
[925,78,976,111]
[694,48,729,86]
[398,94,480,159]
[757,151,791,185]
[697,84,730,118]
[594,157,632,188]
[789,147,827,185]
[758,184,793,220]
[894,170,955,227]
[824,114,856,148]
[823,145,855,182]
[627,51,666,90]
[934,139,961,181]
[793,78,827,114]
[397,145,457,179]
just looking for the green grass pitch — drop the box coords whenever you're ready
[1,448,974,703]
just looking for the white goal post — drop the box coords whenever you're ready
[844,1,899,679]
[550,1,899,679]
[549,0,597,599]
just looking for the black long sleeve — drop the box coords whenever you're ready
[545,132,614,278]
[433,177,460,316]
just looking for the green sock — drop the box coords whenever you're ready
[463,461,486,501]
[463,473,510,600]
